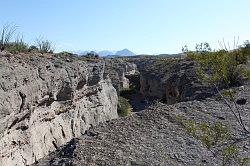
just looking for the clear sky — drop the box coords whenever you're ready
[0,0,249,54]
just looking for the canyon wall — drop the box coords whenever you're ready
[0,54,118,166]
[104,59,138,92]
[132,58,215,104]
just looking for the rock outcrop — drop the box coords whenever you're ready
[104,58,138,92]
[1,54,249,166]
[33,82,250,166]
[0,54,118,166]
[131,57,214,104]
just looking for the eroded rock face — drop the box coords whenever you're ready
[33,83,250,166]
[104,59,138,92]
[134,58,215,104]
[0,54,118,166]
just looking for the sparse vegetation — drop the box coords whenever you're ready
[117,96,132,117]
[185,42,249,87]
[181,42,250,165]
[177,116,230,149]
[5,35,29,53]
[183,42,250,134]
[28,45,38,52]
[176,115,249,165]
[36,37,54,54]
[0,24,57,55]
[55,51,75,58]
[0,24,17,51]
[239,156,250,166]
[221,145,239,166]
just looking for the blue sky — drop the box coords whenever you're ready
[0,0,249,54]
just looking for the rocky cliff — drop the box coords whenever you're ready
[0,53,118,166]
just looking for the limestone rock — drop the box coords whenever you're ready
[132,58,215,104]
[104,58,138,92]
[33,82,250,166]
[0,54,118,166]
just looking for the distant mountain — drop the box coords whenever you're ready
[71,50,89,55]
[98,50,115,56]
[71,49,135,57]
[72,50,99,56]
[115,49,135,56]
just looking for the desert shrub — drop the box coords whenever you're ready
[55,51,75,58]
[239,156,250,166]
[242,68,250,80]
[221,145,239,166]
[117,96,132,117]
[176,116,248,165]
[80,52,100,62]
[85,51,99,58]
[178,117,230,149]
[184,42,250,134]
[186,46,248,87]
[36,37,54,53]
[0,24,17,51]
[28,45,38,52]
[238,40,250,64]
[5,35,29,53]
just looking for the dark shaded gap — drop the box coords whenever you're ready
[120,74,154,112]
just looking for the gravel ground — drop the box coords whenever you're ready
[34,82,250,166]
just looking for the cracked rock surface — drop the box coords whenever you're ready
[0,54,118,166]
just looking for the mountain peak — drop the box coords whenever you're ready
[115,49,135,56]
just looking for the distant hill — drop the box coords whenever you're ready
[72,50,100,56]
[72,50,89,55]
[71,49,135,57]
[115,49,135,56]
[98,50,115,56]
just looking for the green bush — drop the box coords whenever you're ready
[5,35,28,53]
[117,96,132,117]
[239,40,250,64]
[186,42,249,87]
